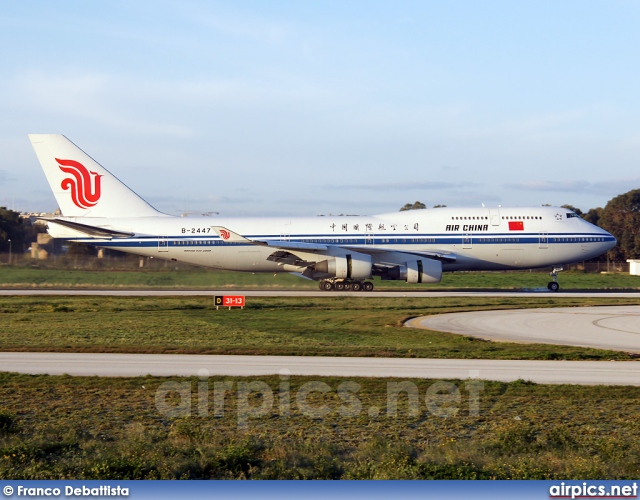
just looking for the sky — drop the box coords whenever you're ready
[1,0,639,217]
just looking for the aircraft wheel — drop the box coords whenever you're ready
[343,281,351,291]
[321,281,334,291]
[334,281,345,291]
[362,282,374,292]
[547,282,560,292]
[351,281,362,292]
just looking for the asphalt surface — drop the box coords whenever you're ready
[2,289,640,385]
[407,305,640,354]
[1,289,639,298]
[2,352,640,385]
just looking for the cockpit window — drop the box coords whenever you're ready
[566,212,580,219]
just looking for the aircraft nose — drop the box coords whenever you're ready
[604,229,617,251]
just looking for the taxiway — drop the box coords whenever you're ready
[407,305,640,353]
[1,351,639,385]
[2,289,639,385]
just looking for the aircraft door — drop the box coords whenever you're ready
[280,222,291,242]
[158,236,169,252]
[489,208,501,226]
[463,234,472,249]
[539,233,548,249]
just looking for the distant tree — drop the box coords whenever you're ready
[597,189,640,260]
[0,207,34,253]
[433,204,447,208]
[399,201,427,211]
[561,204,584,217]
[583,207,603,226]
[66,242,97,257]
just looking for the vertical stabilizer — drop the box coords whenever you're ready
[29,134,163,218]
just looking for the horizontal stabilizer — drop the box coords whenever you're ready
[41,218,135,238]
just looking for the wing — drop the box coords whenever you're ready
[341,244,457,264]
[211,226,328,251]
[211,226,454,283]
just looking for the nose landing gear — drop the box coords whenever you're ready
[547,267,563,292]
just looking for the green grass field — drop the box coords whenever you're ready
[1,296,639,360]
[2,372,640,479]
[2,268,640,480]
[1,266,639,290]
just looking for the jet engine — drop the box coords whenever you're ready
[383,259,442,283]
[314,253,372,279]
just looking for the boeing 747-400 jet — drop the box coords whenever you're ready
[29,134,617,292]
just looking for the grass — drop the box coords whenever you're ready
[0,265,639,290]
[1,296,639,360]
[2,372,640,479]
[2,272,639,480]
[0,266,299,290]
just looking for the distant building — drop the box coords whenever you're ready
[20,209,59,225]
[627,260,640,276]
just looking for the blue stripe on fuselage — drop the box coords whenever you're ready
[69,232,614,248]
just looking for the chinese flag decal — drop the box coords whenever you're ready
[508,221,524,231]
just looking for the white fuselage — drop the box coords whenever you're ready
[49,206,616,274]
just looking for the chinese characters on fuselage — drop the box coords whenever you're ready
[330,222,420,232]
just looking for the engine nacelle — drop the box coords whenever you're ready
[398,259,442,284]
[315,253,372,279]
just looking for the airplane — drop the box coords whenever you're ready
[29,134,617,292]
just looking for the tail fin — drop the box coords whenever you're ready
[29,134,163,218]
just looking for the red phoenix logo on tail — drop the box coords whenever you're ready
[56,158,103,209]
[219,229,231,240]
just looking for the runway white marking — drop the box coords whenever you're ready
[407,306,640,353]
[1,352,640,386]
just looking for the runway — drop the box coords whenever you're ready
[1,351,640,385]
[407,305,640,354]
[1,289,639,298]
[2,290,640,386]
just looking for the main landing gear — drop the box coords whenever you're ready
[319,279,374,292]
[547,266,563,292]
